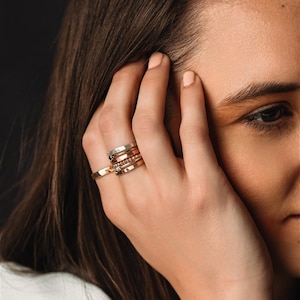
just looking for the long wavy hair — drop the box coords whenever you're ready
[0,0,206,298]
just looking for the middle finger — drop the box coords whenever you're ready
[99,60,146,151]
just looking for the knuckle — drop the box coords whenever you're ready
[123,188,144,217]
[179,123,208,144]
[112,67,141,86]
[188,188,211,213]
[102,198,121,224]
[126,198,149,220]
[101,193,129,229]
[188,178,219,213]
[82,129,99,151]
[123,183,150,219]
[98,106,119,134]
[132,113,159,139]
[104,194,146,227]
[103,207,128,232]
[126,202,144,219]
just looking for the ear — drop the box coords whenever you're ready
[164,72,182,158]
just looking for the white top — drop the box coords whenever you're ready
[0,262,111,300]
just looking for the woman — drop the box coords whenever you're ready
[1,0,299,299]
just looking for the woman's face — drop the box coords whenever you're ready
[190,0,300,276]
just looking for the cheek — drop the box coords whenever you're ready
[213,131,288,221]
[213,127,300,275]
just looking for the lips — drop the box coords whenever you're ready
[289,215,300,219]
[283,214,300,222]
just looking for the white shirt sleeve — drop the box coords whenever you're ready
[0,262,111,300]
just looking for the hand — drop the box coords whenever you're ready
[83,53,273,299]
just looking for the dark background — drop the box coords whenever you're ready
[0,1,66,226]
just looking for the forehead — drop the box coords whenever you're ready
[202,0,300,42]
[192,0,300,104]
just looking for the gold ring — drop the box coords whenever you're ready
[91,166,114,180]
[110,147,140,164]
[114,158,144,175]
[108,142,144,175]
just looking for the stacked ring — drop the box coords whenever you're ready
[91,141,144,180]
[108,142,137,160]
[108,142,144,175]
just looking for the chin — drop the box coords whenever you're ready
[273,248,300,279]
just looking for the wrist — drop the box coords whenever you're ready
[172,272,273,300]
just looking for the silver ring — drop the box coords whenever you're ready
[107,142,137,160]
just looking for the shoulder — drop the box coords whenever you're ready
[0,262,111,300]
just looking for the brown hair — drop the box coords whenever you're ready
[0,0,205,298]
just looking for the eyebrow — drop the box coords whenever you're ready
[219,82,300,107]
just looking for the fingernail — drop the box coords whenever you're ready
[183,71,195,87]
[148,52,163,69]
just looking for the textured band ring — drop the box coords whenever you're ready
[91,166,114,179]
[108,142,137,160]
[114,158,144,175]
[109,147,140,164]
[112,154,143,171]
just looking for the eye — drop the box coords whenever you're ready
[247,105,289,123]
[243,102,293,133]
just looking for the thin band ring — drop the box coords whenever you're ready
[110,147,140,164]
[91,166,114,179]
[108,142,137,160]
[114,158,144,175]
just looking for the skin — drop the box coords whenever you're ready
[192,0,300,295]
[83,0,299,298]
[84,57,273,299]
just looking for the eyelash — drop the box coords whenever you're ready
[242,102,293,133]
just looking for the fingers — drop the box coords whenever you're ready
[132,53,182,181]
[83,53,184,226]
[83,53,220,223]
[179,71,218,179]
[93,60,149,204]
[83,105,128,225]
[99,60,146,151]
[83,104,110,176]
